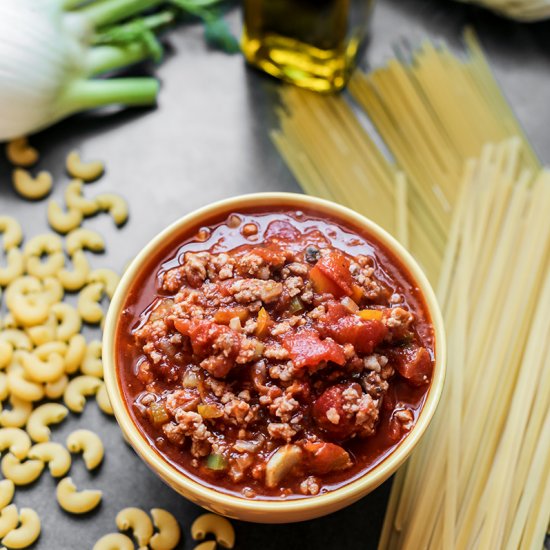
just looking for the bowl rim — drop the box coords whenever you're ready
[103,191,446,514]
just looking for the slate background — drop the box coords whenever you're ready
[0,0,549,548]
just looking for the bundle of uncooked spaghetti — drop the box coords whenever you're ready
[272,30,539,284]
[271,30,550,549]
[380,140,550,549]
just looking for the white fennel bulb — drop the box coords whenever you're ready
[0,0,161,140]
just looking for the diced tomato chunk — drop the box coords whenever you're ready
[389,344,433,386]
[264,220,301,241]
[312,382,362,440]
[174,319,239,377]
[319,301,387,354]
[282,329,345,371]
[303,441,352,474]
[310,251,354,297]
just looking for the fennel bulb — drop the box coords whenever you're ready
[0,0,161,140]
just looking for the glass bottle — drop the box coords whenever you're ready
[242,0,374,93]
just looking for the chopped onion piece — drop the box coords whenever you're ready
[229,317,242,332]
[341,296,359,313]
[265,444,302,488]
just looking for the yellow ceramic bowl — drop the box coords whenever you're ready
[103,192,446,524]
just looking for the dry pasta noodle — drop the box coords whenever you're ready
[273,29,540,284]
[271,87,412,261]
[378,141,550,550]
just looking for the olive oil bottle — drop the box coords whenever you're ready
[242,0,374,93]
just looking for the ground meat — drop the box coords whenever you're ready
[182,252,210,288]
[267,422,298,441]
[263,344,290,360]
[162,267,186,293]
[228,279,283,304]
[313,382,379,440]
[284,276,304,297]
[207,253,235,280]
[269,394,300,422]
[165,389,200,414]
[236,251,272,279]
[300,476,321,495]
[224,398,256,425]
[383,307,415,341]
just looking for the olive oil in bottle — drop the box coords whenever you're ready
[242,0,374,93]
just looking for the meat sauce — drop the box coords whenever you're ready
[116,208,435,500]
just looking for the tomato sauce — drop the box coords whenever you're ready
[115,207,435,499]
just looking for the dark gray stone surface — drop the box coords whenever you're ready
[0,1,548,548]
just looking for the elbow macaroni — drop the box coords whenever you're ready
[1,507,41,548]
[0,151,190,549]
[7,364,45,402]
[0,249,24,287]
[57,250,90,292]
[5,277,50,327]
[33,341,67,359]
[0,341,13,369]
[116,507,153,547]
[41,277,64,305]
[65,180,98,216]
[0,372,8,401]
[26,403,68,442]
[0,217,23,251]
[77,282,105,325]
[66,151,104,182]
[66,429,104,470]
[6,138,38,168]
[47,200,83,234]
[191,513,235,549]
[64,375,102,413]
[1,453,44,486]
[96,383,114,416]
[56,477,102,514]
[51,303,81,342]
[12,169,52,201]
[81,340,103,378]
[95,194,129,226]
[0,479,15,510]
[64,334,86,374]
[23,235,64,279]
[0,397,33,429]
[88,269,120,299]
[150,508,181,550]
[0,428,31,460]
[28,442,71,477]
[66,228,105,256]
[0,505,19,539]
[26,313,57,347]
[0,330,31,351]
[44,375,69,400]
[20,351,65,383]
[93,533,134,550]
